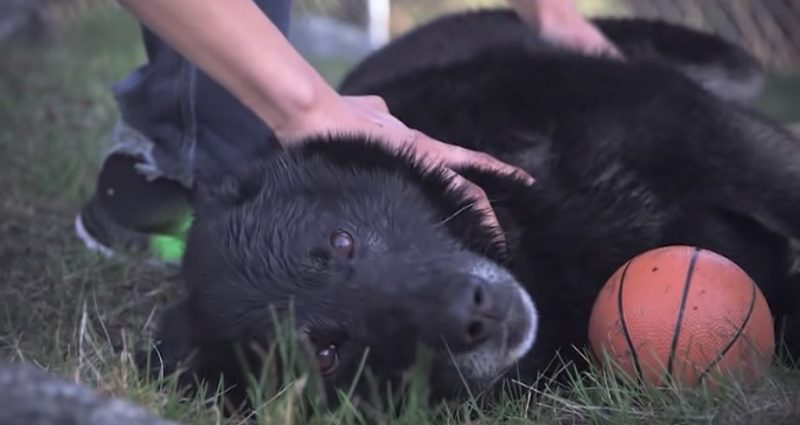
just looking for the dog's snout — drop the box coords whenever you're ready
[363,260,521,354]
[434,276,511,352]
[464,284,494,342]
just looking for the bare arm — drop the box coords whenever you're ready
[117,0,535,244]
[508,0,623,58]
[117,0,337,139]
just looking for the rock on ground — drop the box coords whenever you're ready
[0,360,179,425]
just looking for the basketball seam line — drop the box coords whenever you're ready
[666,247,701,378]
[697,277,758,383]
[617,259,644,381]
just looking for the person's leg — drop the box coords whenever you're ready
[76,0,292,263]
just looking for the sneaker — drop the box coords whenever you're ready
[75,153,194,264]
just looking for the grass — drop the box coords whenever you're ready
[2,2,800,424]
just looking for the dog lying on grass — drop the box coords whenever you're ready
[138,9,800,413]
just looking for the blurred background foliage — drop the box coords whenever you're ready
[4,0,799,71]
[4,0,797,122]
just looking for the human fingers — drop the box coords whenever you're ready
[439,167,508,251]
[569,25,624,59]
[326,102,532,185]
[414,132,535,185]
[543,19,624,59]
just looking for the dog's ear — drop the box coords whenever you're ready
[190,166,265,217]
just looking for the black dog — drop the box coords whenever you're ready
[138,10,800,411]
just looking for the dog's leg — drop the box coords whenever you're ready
[135,299,199,390]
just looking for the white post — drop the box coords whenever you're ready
[367,0,390,48]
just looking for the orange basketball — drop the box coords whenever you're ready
[588,245,775,387]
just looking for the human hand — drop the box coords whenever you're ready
[509,0,624,59]
[274,93,536,247]
[117,0,533,248]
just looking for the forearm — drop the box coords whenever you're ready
[118,0,336,140]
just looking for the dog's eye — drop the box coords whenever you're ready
[316,345,339,375]
[330,230,354,258]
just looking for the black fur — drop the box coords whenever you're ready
[593,17,765,103]
[339,9,765,104]
[138,10,800,413]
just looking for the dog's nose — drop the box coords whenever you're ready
[431,276,510,352]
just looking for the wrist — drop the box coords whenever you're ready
[254,65,339,144]
[265,73,341,144]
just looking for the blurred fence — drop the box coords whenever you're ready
[615,0,800,73]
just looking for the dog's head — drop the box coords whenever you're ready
[183,136,537,402]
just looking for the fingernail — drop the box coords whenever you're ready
[520,173,535,185]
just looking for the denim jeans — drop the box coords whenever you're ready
[107,0,292,188]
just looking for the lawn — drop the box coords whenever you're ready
[2,2,800,425]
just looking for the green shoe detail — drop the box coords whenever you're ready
[149,234,186,263]
[148,213,194,263]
